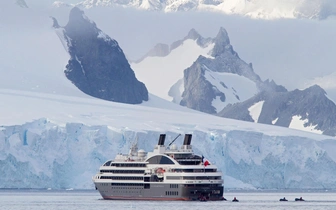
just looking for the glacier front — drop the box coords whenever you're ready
[1,117,336,190]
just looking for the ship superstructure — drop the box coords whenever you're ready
[92,134,224,201]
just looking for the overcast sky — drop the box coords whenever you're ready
[25,0,82,8]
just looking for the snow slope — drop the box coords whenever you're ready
[131,32,259,111]
[248,101,265,123]
[2,2,336,190]
[204,71,258,113]
[132,39,214,101]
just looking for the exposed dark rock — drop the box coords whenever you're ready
[135,43,170,63]
[211,27,232,57]
[259,79,287,93]
[185,28,201,40]
[219,85,336,136]
[135,25,336,136]
[180,59,218,114]
[57,7,148,104]
[179,27,262,114]
[50,17,60,28]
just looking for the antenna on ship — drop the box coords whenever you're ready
[168,134,181,148]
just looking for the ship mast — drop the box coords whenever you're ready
[168,134,181,148]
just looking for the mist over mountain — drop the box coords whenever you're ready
[54,0,336,20]
[135,28,213,63]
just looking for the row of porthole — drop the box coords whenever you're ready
[165,191,178,196]
[100,170,145,173]
[112,191,140,194]
[100,176,143,180]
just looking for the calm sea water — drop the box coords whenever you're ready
[1,189,336,210]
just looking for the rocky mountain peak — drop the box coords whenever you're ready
[135,43,170,63]
[211,27,233,57]
[54,7,148,104]
[219,83,336,136]
[65,7,97,35]
[305,84,326,95]
[179,26,263,114]
[68,6,85,22]
[50,17,60,28]
[259,79,287,93]
[216,27,230,43]
[185,28,201,40]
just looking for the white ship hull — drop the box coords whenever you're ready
[93,134,225,201]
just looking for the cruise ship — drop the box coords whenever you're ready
[92,134,224,201]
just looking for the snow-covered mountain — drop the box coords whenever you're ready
[52,1,73,8]
[132,28,218,103]
[132,27,271,114]
[54,0,336,20]
[132,27,336,136]
[2,4,336,190]
[219,85,336,136]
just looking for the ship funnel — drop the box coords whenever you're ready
[183,134,192,145]
[158,134,166,146]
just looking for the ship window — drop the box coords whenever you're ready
[111,183,144,186]
[147,155,174,164]
[100,170,145,174]
[205,169,217,172]
[103,161,112,166]
[166,191,178,196]
[100,176,143,180]
[166,176,181,180]
[170,184,178,188]
[173,168,217,173]
[111,163,146,167]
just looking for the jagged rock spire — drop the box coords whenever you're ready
[185,28,201,40]
[211,27,232,57]
[50,17,60,28]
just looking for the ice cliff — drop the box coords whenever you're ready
[1,118,336,190]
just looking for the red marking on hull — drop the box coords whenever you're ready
[102,196,190,201]
[102,196,224,201]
